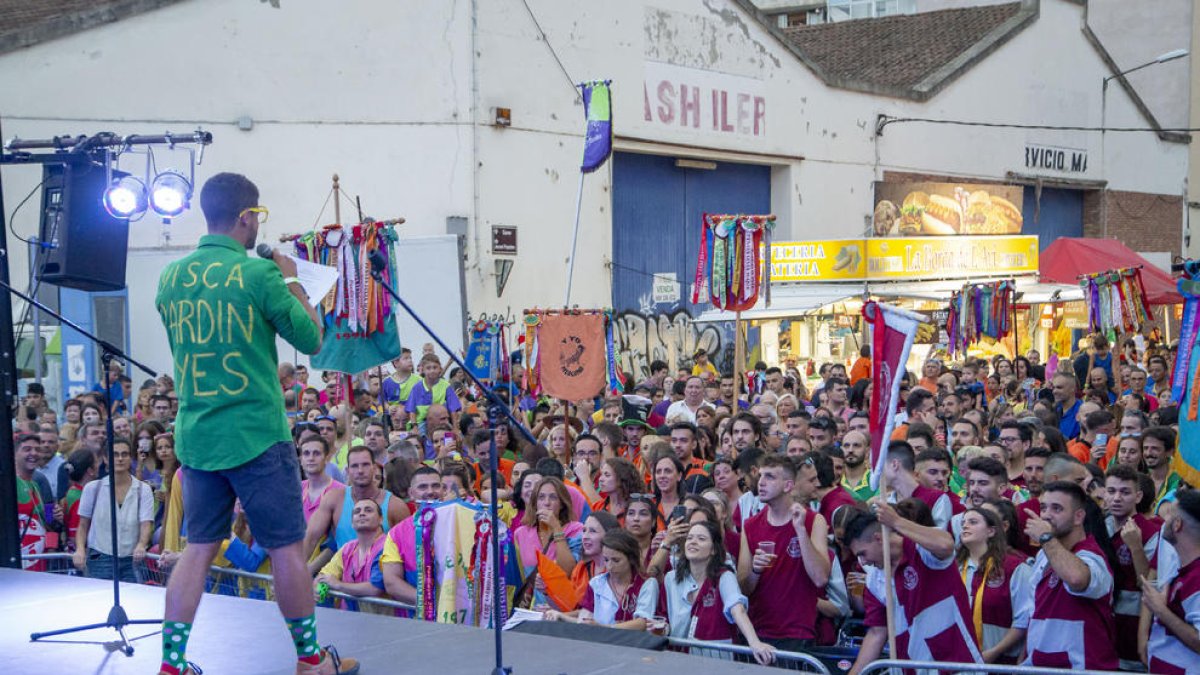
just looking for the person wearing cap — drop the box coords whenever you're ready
[618,395,654,464]
[692,348,719,381]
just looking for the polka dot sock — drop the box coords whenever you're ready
[160,621,192,674]
[286,614,321,666]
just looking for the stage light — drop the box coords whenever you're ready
[102,175,148,219]
[149,170,191,218]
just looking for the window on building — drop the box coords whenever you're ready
[825,0,916,22]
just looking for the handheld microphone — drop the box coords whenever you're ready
[255,242,274,259]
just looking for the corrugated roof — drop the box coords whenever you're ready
[780,2,1034,100]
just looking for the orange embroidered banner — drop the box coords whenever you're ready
[537,313,606,401]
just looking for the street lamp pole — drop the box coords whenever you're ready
[1099,48,1188,237]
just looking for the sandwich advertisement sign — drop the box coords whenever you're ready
[872,181,1024,237]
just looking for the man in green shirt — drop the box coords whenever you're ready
[1144,426,1184,514]
[154,173,356,675]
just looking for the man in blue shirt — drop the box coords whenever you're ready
[1052,371,1082,439]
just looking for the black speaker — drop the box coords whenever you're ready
[36,161,129,292]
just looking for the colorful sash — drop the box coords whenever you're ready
[415,505,437,621]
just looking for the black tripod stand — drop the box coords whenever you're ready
[4,279,162,656]
[367,248,523,675]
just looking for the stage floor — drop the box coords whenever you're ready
[0,569,764,674]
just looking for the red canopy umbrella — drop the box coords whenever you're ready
[1040,237,1182,305]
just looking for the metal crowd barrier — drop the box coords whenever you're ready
[860,660,1133,675]
[21,552,416,612]
[667,637,832,673]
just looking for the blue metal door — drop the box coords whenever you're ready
[610,152,770,378]
[1022,187,1084,250]
[611,152,770,315]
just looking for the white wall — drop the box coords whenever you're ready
[0,0,1189,360]
[0,0,475,368]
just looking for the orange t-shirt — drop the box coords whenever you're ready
[1098,436,1122,469]
[470,457,515,493]
[850,357,871,386]
[1066,440,1095,464]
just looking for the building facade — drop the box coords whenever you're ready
[0,0,1188,388]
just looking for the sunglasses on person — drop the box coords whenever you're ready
[810,418,836,431]
[294,422,318,433]
[629,493,657,504]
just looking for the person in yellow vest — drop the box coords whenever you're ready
[692,348,719,381]
[405,352,463,430]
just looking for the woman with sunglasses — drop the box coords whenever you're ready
[513,477,583,607]
[663,520,775,664]
[545,529,658,629]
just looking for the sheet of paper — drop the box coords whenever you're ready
[289,255,340,308]
[501,607,545,631]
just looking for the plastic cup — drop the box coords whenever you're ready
[757,541,776,568]
[648,616,668,635]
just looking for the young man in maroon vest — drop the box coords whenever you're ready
[1104,464,1169,669]
[738,455,830,651]
[843,500,982,674]
[1142,489,1200,671]
[884,441,953,531]
[1022,480,1117,669]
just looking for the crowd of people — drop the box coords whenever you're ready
[13,333,1200,673]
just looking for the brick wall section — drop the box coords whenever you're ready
[1082,190,1182,256]
[883,170,1182,255]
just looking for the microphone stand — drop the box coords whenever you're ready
[368,249,524,675]
[6,279,162,656]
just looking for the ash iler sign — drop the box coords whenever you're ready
[652,273,680,304]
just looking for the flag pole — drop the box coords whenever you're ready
[564,170,585,306]
[878,470,899,660]
[734,310,745,400]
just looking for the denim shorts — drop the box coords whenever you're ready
[182,441,305,550]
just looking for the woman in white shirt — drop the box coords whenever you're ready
[72,437,155,583]
[663,520,775,664]
[544,529,658,629]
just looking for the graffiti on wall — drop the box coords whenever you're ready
[613,309,731,381]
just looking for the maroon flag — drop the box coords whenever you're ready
[863,301,923,491]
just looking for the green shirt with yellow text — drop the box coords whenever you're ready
[156,234,321,470]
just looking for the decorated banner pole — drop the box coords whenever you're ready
[564,171,585,306]
[863,300,925,662]
[690,213,776,399]
[565,80,612,306]
[734,312,745,400]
